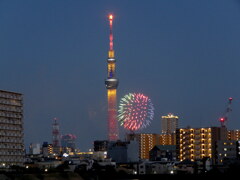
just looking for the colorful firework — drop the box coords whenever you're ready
[118,93,154,131]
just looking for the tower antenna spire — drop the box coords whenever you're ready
[108,14,115,58]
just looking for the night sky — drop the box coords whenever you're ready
[0,0,240,151]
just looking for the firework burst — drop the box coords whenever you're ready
[118,93,154,131]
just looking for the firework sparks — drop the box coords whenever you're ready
[118,93,154,131]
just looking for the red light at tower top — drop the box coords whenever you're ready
[109,14,113,20]
[219,117,225,122]
[219,97,233,127]
[108,14,114,51]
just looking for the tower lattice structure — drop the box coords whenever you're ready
[52,117,61,154]
[105,14,119,141]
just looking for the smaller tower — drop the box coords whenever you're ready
[52,117,61,155]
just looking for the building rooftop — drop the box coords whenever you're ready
[0,89,22,95]
[153,145,176,151]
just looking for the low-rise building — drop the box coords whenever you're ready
[149,145,176,161]
[107,141,127,163]
[138,161,175,174]
[42,142,53,157]
[29,143,41,155]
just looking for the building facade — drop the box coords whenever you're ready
[94,140,109,152]
[160,113,178,146]
[149,145,176,161]
[228,130,240,141]
[127,139,139,162]
[42,142,53,157]
[176,127,227,164]
[159,134,176,145]
[29,143,41,155]
[138,134,163,160]
[216,140,237,164]
[0,90,24,167]
[126,133,161,160]
[161,113,178,134]
[107,141,128,163]
[61,134,76,153]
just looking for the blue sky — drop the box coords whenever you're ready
[0,0,240,151]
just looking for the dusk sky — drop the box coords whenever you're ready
[0,0,240,151]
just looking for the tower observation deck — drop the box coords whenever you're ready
[105,14,119,141]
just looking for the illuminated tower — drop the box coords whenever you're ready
[105,14,119,141]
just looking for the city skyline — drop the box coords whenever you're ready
[0,0,240,151]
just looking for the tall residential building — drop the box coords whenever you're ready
[105,14,119,141]
[126,133,161,159]
[160,113,178,145]
[176,126,227,164]
[161,113,178,134]
[159,134,176,145]
[228,129,240,141]
[139,133,161,159]
[0,90,24,167]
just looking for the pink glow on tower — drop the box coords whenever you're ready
[109,14,114,51]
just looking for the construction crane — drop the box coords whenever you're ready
[219,97,233,127]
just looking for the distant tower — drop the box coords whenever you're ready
[52,117,61,154]
[105,14,119,141]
